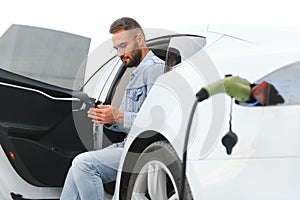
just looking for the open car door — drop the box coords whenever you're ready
[0,25,94,188]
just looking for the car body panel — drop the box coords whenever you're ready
[188,157,300,199]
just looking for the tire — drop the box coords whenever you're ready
[124,140,193,200]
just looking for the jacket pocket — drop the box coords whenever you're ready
[128,87,144,101]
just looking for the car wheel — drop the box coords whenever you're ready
[124,140,193,200]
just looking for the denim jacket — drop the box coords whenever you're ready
[110,50,165,135]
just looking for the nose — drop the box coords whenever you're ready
[117,49,124,57]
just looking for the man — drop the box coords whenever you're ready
[60,17,165,200]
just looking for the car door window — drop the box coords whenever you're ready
[166,35,206,71]
[169,35,206,60]
[0,24,90,90]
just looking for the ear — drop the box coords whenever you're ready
[136,33,144,45]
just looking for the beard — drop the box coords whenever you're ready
[121,44,142,68]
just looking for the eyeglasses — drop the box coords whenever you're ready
[114,42,128,54]
[113,35,138,54]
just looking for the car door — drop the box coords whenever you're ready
[0,25,94,187]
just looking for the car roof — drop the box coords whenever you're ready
[207,23,300,46]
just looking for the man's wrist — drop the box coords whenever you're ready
[115,110,124,123]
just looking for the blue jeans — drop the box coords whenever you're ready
[60,145,123,200]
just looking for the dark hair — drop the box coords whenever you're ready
[109,17,145,37]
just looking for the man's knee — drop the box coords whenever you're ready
[72,152,93,171]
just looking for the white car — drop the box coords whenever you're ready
[0,24,300,200]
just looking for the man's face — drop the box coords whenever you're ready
[112,30,142,67]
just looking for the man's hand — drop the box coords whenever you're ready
[87,105,124,124]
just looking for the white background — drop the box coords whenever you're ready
[1,0,300,51]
